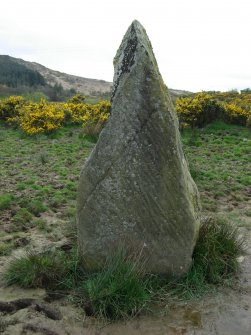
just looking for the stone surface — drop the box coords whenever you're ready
[77,20,201,276]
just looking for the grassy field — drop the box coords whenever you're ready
[0,121,250,255]
[0,121,250,321]
[182,122,251,217]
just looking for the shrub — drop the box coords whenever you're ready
[176,92,224,128]
[67,94,86,104]
[82,100,110,137]
[23,91,49,103]
[0,96,24,121]
[63,101,92,124]
[82,248,150,320]
[176,91,251,128]
[19,99,65,135]
[223,102,249,126]
[63,100,110,133]
[1,96,111,136]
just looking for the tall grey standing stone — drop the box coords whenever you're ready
[77,20,201,276]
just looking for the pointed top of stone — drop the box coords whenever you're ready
[127,19,147,36]
[111,20,157,101]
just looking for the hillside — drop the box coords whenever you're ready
[0,55,191,101]
[13,56,112,95]
[0,55,112,97]
[0,55,46,88]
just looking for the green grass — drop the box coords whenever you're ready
[0,241,15,256]
[4,249,64,288]
[4,246,82,289]
[32,218,47,230]
[4,246,151,320]
[0,124,91,232]
[12,208,33,229]
[0,194,12,210]
[172,217,245,298]
[82,248,151,320]
[182,122,251,211]
[27,199,47,216]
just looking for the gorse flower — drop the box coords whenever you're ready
[0,91,249,134]
[176,91,251,128]
[19,99,65,135]
[0,95,111,135]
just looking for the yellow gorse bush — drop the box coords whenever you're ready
[63,102,93,124]
[19,99,65,135]
[0,95,24,121]
[63,99,111,137]
[0,95,111,135]
[81,100,111,136]
[223,102,247,126]
[176,93,211,127]
[176,91,251,128]
[1,91,249,134]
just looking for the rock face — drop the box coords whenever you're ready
[77,20,201,276]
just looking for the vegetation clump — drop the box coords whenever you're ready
[4,247,81,288]
[0,241,15,256]
[12,208,33,231]
[173,217,245,297]
[0,194,13,210]
[82,248,150,320]
[193,217,244,283]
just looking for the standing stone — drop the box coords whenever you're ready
[77,20,201,276]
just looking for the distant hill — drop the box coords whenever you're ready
[0,55,112,101]
[12,56,112,96]
[0,55,191,101]
[0,55,46,88]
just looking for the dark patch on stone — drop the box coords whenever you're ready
[111,24,138,102]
